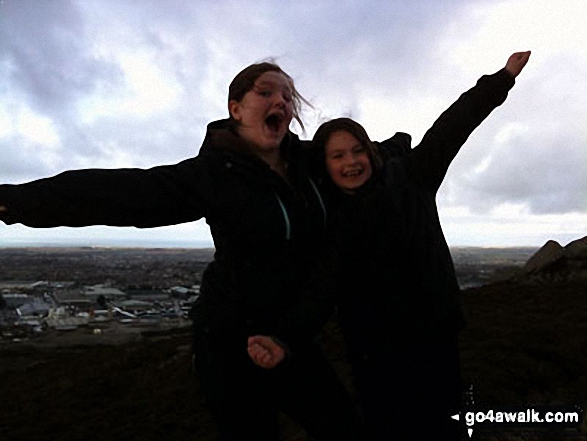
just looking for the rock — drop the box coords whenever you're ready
[565,236,587,260]
[521,236,587,282]
[524,240,564,274]
[565,236,587,280]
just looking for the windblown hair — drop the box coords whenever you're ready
[228,62,310,131]
[312,117,384,176]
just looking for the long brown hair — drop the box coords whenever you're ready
[228,62,310,131]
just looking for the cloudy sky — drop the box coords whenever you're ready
[0,0,585,248]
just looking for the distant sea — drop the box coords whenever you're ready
[0,239,542,250]
[0,240,543,250]
[0,239,215,248]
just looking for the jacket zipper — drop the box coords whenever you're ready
[308,177,327,228]
[274,192,292,241]
[274,178,328,242]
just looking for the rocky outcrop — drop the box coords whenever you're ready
[524,240,565,274]
[523,236,587,281]
[565,236,587,260]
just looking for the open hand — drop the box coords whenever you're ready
[247,335,285,369]
[505,51,531,78]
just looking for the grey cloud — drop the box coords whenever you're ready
[246,0,483,137]
[4,0,582,222]
[0,0,219,177]
[443,52,587,216]
[1,0,123,116]
[281,0,471,82]
[453,133,586,215]
[0,136,58,183]
[66,113,208,169]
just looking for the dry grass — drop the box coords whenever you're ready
[460,280,587,440]
[2,279,587,440]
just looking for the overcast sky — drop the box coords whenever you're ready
[0,0,585,248]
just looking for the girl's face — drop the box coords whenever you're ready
[325,130,373,193]
[229,71,294,152]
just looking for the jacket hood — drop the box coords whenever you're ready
[377,132,412,160]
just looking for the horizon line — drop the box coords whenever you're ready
[0,241,542,250]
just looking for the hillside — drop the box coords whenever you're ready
[2,279,586,440]
[460,279,587,440]
[2,241,587,440]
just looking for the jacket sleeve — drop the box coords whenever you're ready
[411,68,515,191]
[0,155,215,228]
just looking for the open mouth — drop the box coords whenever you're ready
[343,169,363,177]
[265,113,284,133]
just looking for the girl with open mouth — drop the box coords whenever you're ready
[0,62,364,441]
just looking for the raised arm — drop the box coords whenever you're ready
[411,51,530,191]
[0,155,216,228]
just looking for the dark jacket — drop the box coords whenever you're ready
[0,119,330,353]
[331,69,515,360]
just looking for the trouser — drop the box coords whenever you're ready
[354,335,463,441]
[193,327,363,441]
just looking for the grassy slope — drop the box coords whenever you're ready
[460,280,587,440]
[2,279,587,440]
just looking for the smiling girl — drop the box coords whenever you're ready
[310,51,531,440]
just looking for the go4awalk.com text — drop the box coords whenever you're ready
[452,405,583,438]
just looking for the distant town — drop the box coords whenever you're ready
[0,246,536,344]
[0,247,215,343]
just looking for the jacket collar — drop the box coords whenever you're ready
[201,118,300,165]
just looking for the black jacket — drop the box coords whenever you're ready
[331,69,515,359]
[0,120,331,353]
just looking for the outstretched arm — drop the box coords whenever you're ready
[0,156,214,228]
[411,51,531,191]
